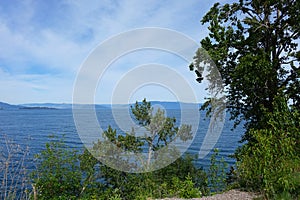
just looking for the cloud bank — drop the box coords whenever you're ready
[0,0,221,104]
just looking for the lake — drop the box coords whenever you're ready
[0,105,245,170]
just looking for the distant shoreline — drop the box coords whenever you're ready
[19,107,57,110]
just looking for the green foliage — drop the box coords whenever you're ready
[91,98,193,172]
[31,136,83,199]
[78,149,103,198]
[169,174,202,198]
[191,0,300,141]
[149,155,208,199]
[131,98,151,126]
[86,99,205,199]
[30,99,235,199]
[208,149,228,193]
[236,95,300,199]
[192,0,300,198]
[92,156,206,200]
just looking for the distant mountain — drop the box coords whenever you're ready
[19,106,57,110]
[0,102,60,110]
[0,102,23,110]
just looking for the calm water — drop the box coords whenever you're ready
[0,108,244,169]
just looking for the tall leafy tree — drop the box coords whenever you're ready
[191,1,300,197]
[190,0,300,142]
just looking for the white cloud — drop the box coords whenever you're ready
[0,0,221,103]
[0,68,74,104]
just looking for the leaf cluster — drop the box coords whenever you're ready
[191,0,300,142]
[235,94,300,199]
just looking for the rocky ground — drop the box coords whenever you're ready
[157,189,261,200]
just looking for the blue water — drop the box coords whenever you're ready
[0,108,244,170]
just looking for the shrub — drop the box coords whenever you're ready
[236,95,300,199]
[31,136,82,199]
[170,174,202,198]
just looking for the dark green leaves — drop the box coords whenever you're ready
[192,1,300,197]
[192,0,300,131]
[32,137,82,199]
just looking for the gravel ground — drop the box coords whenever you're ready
[157,189,260,200]
[196,189,260,200]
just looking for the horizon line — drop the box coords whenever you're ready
[1,100,204,106]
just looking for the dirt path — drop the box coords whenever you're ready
[157,189,260,200]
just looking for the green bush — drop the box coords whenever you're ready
[88,154,207,200]
[31,137,229,199]
[170,174,202,198]
[236,95,300,199]
[31,136,83,199]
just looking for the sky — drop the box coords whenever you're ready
[0,0,230,104]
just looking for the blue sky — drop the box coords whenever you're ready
[0,0,230,104]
